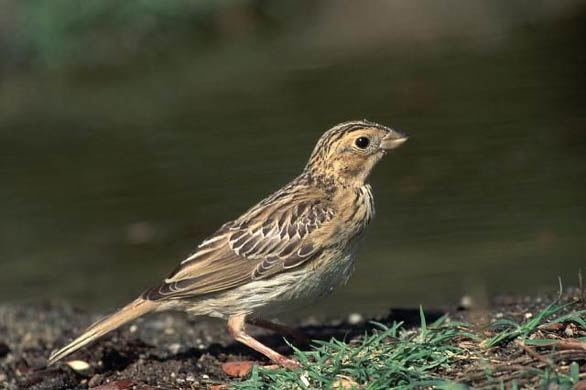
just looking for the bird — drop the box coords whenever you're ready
[48,119,407,369]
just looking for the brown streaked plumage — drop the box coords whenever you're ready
[48,119,407,369]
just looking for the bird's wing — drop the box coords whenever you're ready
[143,191,335,300]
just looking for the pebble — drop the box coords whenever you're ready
[459,295,473,310]
[348,313,363,325]
[300,373,310,387]
[21,332,39,349]
[524,313,533,319]
[89,374,103,387]
[66,360,91,371]
[168,343,182,354]
[129,325,138,333]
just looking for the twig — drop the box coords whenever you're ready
[514,339,554,369]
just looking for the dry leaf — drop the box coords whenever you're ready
[574,381,586,390]
[208,385,228,390]
[222,361,255,377]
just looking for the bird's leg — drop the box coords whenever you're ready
[246,317,310,344]
[227,314,300,369]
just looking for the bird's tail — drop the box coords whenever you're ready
[47,298,157,365]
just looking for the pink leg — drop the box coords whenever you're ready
[227,314,300,369]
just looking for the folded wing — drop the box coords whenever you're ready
[142,191,335,300]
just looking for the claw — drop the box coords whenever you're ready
[228,314,302,370]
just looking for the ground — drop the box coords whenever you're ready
[0,288,584,389]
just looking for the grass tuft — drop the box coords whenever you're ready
[234,311,473,390]
[481,301,586,348]
[232,293,586,389]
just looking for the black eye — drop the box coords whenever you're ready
[355,137,370,149]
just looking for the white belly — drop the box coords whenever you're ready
[183,251,356,319]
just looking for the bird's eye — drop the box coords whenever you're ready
[355,137,370,149]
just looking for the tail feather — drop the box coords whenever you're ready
[48,298,157,365]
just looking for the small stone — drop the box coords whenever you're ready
[66,360,91,371]
[459,295,473,310]
[348,313,363,325]
[495,313,504,319]
[21,333,39,349]
[88,374,103,387]
[129,325,138,333]
[168,343,182,354]
[299,373,310,387]
[202,374,210,380]
[524,312,533,319]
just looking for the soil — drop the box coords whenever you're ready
[1,288,584,390]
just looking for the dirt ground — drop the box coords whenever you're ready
[0,289,584,390]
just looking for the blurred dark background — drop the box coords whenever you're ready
[1,0,585,318]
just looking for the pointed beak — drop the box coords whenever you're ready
[380,130,408,151]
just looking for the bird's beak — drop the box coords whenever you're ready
[380,130,408,151]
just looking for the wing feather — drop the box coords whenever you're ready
[142,190,335,301]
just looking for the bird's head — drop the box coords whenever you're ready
[304,120,407,187]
